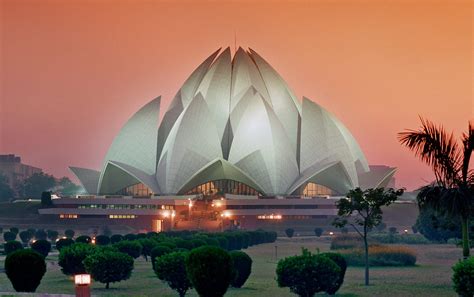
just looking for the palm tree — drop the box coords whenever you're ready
[398,118,473,258]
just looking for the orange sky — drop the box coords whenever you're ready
[0,0,472,191]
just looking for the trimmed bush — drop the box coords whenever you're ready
[19,230,32,244]
[113,240,142,259]
[342,245,417,266]
[191,238,207,249]
[110,234,123,244]
[276,249,340,297]
[123,233,137,241]
[31,239,51,258]
[138,238,155,261]
[368,233,430,245]
[58,243,97,275]
[34,229,47,240]
[330,234,363,250]
[56,238,74,251]
[84,250,134,289]
[320,252,347,294]
[452,257,474,297]
[76,235,92,244]
[314,228,323,237]
[216,236,229,250]
[151,245,173,270]
[285,228,295,238]
[10,227,19,234]
[229,250,252,288]
[95,235,110,246]
[47,230,59,242]
[174,238,194,250]
[65,229,75,238]
[5,249,46,292]
[186,246,233,297]
[4,241,23,255]
[3,231,16,241]
[155,251,192,297]
[388,227,398,234]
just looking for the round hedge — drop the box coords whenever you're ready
[151,245,173,270]
[58,243,97,275]
[186,246,233,297]
[56,238,75,251]
[4,241,23,255]
[155,251,192,297]
[320,252,347,294]
[453,256,474,296]
[31,239,51,258]
[110,234,124,244]
[95,235,110,246]
[84,250,134,289]
[229,250,252,288]
[76,235,92,244]
[113,240,142,259]
[5,249,46,292]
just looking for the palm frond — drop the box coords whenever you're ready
[398,117,461,186]
[461,121,474,183]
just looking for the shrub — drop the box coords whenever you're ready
[155,251,192,297]
[320,252,347,294]
[216,236,229,250]
[138,238,155,261]
[191,238,207,249]
[95,235,110,246]
[65,229,75,238]
[375,222,387,232]
[4,241,23,255]
[84,250,134,289]
[113,240,142,259]
[330,234,362,250]
[3,231,16,241]
[285,228,295,238]
[151,245,173,270]
[58,243,97,275]
[314,228,323,237]
[5,249,46,292]
[412,225,418,234]
[110,234,123,244]
[47,230,59,242]
[388,227,398,234]
[19,230,32,244]
[76,235,92,244]
[342,245,417,266]
[31,239,51,258]
[123,233,137,241]
[276,249,340,297]
[204,237,220,247]
[229,251,252,288]
[174,238,194,250]
[368,233,430,244]
[452,257,474,297]
[56,238,74,251]
[186,246,233,297]
[9,227,19,234]
[34,229,47,240]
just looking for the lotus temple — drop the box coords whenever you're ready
[40,47,396,231]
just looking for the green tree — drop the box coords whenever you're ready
[84,250,134,289]
[0,173,14,201]
[4,241,23,255]
[3,231,16,241]
[5,249,46,292]
[333,187,403,286]
[65,229,75,238]
[186,246,233,297]
[452,256,474,297]
[19,230,32,245]
[56,238,74,251]
[47,230,59,242]
[399,119,474,258]
[17,172,55,199]
[113,240,142,259]
[56,177,83,196]
[58,243,96,275]
[154,251,192,297]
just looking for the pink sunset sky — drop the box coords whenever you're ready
[0,0,472,191]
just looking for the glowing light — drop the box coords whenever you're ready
[222,211,231,218]
[404,229,408,234]
[162,210,170,218]
[215,201,222,207]
[74,274,91,285]
[91,238,96,245]
[329,232,334,236]
[171,211,176,218]
[257,214,282,220]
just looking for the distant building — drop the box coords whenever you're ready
[0,154,42,191]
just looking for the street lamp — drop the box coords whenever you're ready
[74,274,91,297]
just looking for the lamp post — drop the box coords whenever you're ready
[74,274,91,297]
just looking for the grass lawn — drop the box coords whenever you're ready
[0,237,460,296]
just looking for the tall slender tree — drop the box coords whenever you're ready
[399,118,474,258]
